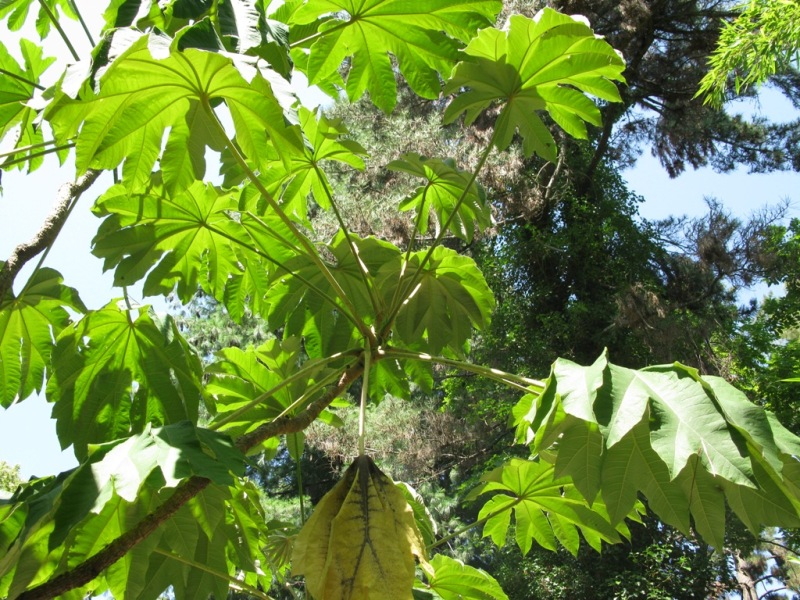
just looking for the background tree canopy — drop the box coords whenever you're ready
[0,1,799,599]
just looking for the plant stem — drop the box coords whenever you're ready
[313,164,382,318]
[152,549,275,600]
[202,220,360,331]
[380,129,498,339]
[289,20,350,49]
[37,0,80,61]
[12,171,98,298]
[292,434,306,523]
[0,144,75,168]
[381,347,545,394]
[358,348,371,456]
[0,68,46,90]
[67,0,95,47]
[0,139,61,160]
[200,95,372,343]
[209,349,361,430]
[426,498,522,551]
[16,366,365,600]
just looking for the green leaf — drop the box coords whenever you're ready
[263,231,401,353]
[288,0,501,112]
[0,0,76,36]
[91,179,245,303]
[425,554,508,600]
[256,106,367,223]
[469,458,627,557]
[45,32,300,191]
[0,268,85,407]
[385,247,495,355]
[0,422,245,597]
[444,9,626,160]
[49,304,204,459]
[517,355,800,546]
[389,153,491,243]
[0,40,55,173]
[205,337,330,438]
[397,482,437,548]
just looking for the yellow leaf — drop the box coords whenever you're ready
[291,455,428,599]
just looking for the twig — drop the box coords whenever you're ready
[14,364,364,600]
[0,169,101,297]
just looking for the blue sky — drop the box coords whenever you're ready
[0,10,799,479]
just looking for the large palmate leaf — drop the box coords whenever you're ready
[389,153,491,243]
[0,422,245,599]
[420,555,508,600]
[264,231,402,354]
[292,455,427,600]
[257,106,367,223]
[444,9,626,161]
[205,337,341,439]
[0,0,76,37]
[287,0,501,112]
[91,179,245,303]
[383,247,495,355]
[103,0,292,76]
[132,481,272,600]
[45,31,300,192]
[0,39,55,173]
[468,458,635,556]
[515,353,800,548]
[0,268,85,407]
[48,303,204,459]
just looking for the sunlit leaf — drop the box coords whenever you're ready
[0,268,85,407]
[0,0,76,36]
[287,0,501,112]
[469,458,629,556]
[385,247,494,355]
[49,304,204,459]
[423,554,508,600]
[0,39,55,173]
[45,31,300,192]
[205,337,331,438]
[258,106,367,223]
[389,153,491,243]
[91,179,244,303]
[517,354,800,547]
[444,9,625,160]
[0,422,244,597]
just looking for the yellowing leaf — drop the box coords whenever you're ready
[292,455,427,600]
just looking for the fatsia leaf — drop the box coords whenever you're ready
[516,353,800,547]
[422,554,508,600]
[0,422,245,597]
[91,179,245,303]
[383,247,494,355]
[257,106,367,223]
[264,231,402,354]
[292,455,427,600]
[0,267,85,407]
[45,31,300,192]
[0,39,55,173]
[48,303,204,459]
[0,0,76,36]
[389,153,491,243]
[397,482,437,548]
[444,9,626,160]
[287,0,501,112]
[205,337,333,438]
[468,458,628,557]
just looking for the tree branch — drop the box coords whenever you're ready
[0,169,101,298]
[15,364,364,600]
